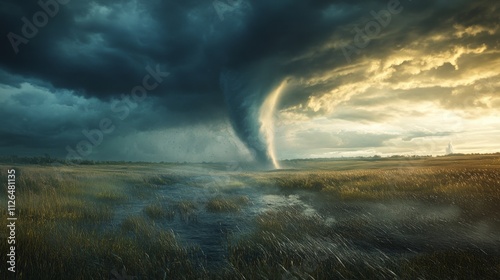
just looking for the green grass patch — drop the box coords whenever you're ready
[143,203,175,220]
[206,195,249,212]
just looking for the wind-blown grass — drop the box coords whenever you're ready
[0,166,206,279]
[143,203,176,220]
[1,154,499,279]
[206,195,249,212]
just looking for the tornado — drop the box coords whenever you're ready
[220,69,285,169]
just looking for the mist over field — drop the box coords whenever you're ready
[1,155,499,279]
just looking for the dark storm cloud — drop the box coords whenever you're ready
[0,1,390,103]
[0,0,498,159]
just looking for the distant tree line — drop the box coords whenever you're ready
[282,152,500,163]
[0,155,95,165]
[1,152,499,166]
[0,155,170,166]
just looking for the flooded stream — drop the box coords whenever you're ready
[106,173,500,269]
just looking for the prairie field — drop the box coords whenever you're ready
[1,154,499,279]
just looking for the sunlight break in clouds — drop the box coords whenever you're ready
[260,79,287,169]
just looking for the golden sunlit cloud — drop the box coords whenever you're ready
[260,79,288,168]
[272,19,500,158]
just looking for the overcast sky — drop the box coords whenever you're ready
[0,0,499,162]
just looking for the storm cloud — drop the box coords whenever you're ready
[0,0,499,161]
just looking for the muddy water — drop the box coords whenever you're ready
[108,178,325,266]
